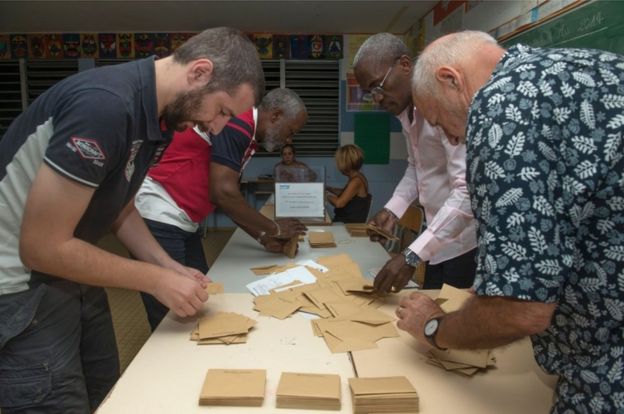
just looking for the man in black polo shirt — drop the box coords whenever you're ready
[0,27,264,412]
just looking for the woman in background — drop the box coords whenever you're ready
[327,144,371,223]
[274,144,317,182]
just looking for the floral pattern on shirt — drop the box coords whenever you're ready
[467,44,624,414]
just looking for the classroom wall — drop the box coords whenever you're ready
[217,0,574,228]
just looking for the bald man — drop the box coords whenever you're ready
[400,30,624,414]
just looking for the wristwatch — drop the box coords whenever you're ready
[402,248,421,267]
[424,317,447,350]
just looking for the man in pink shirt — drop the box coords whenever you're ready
[353,33,477,293]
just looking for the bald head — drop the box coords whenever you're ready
[412,31,500,98]
[411,31,504,145]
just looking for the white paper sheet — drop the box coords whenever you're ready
[246,266,317,296]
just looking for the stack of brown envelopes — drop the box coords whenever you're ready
[309,231,337,248]
[349,376,419,413]
[190,311,256,345]
[198,369,266,406]
[276,372,341,410]
[344,223,369,237]
[425,284,497,376]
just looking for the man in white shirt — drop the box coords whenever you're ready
[353,33,477,293]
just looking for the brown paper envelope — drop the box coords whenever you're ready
[311,320,323,337]
[250,264,280,275]
[198,335,247,345]
[276,372,341,400]
[199,369,266,402]
[349,307,395,325]
[348,376,417,396]
[269,280,306,294]
[322,330,376,353]
[366,224,399,241]
[198,312,255,339]
[324,301,362,318]
[299,305,331,319]
[438,283,472,313]
[324,262,364,280]
[205,282,224,294]
[309,231,337,248]
[283,235,299,258]
[255,296,301,320]
[430,348,490,369]
[303,287,344,310]
[316,254,354,268]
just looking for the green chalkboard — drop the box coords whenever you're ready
[502,0,624,54]
[354,112,390,164]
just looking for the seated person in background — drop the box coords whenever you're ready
[327,144,371,223]
[274,144,318,182]
[135,88,308,330]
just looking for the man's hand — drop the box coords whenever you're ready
[258,236,291,254]
[374,254,415,294]
[274,218,307,239]
[152,272,209,318]
[368,208,399,242]
[162,259,211,288]
[396,292,445,346]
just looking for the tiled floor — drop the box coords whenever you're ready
[98,228,235,373]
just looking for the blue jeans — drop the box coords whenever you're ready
[140,219,209,331]
[0,280,119,413]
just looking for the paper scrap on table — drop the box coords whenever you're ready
[246,265,317,296]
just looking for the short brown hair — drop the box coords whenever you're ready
[173,27,265,105]
[335,144,364,173]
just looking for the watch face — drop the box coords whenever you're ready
[424,318,439,336]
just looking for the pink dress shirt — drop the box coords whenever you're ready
[385,107,477,265]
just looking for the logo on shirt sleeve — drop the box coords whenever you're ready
[71,137,106,160]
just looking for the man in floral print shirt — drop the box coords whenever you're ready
[396,30,624,414]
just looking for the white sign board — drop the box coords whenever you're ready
[275,182,325,218]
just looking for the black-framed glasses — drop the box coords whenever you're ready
[362,59,398,103]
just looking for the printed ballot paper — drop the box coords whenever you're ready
[246,265,317,296]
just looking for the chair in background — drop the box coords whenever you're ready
[386,203,426,286]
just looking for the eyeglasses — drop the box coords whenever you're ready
[362,60,398,103]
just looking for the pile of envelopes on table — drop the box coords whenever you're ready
[199,369,265,406]
[348,376,419,413]
[251,254,399,353]
[276,372,341,410]
[426,284,497,376]
[190,311,256,345]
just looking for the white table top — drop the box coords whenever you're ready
[351,294,558,414]
[97,293,356,413]
[209,224,391,293]
[99,224,556,414]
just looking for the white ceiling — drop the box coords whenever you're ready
[0,0,437,34]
